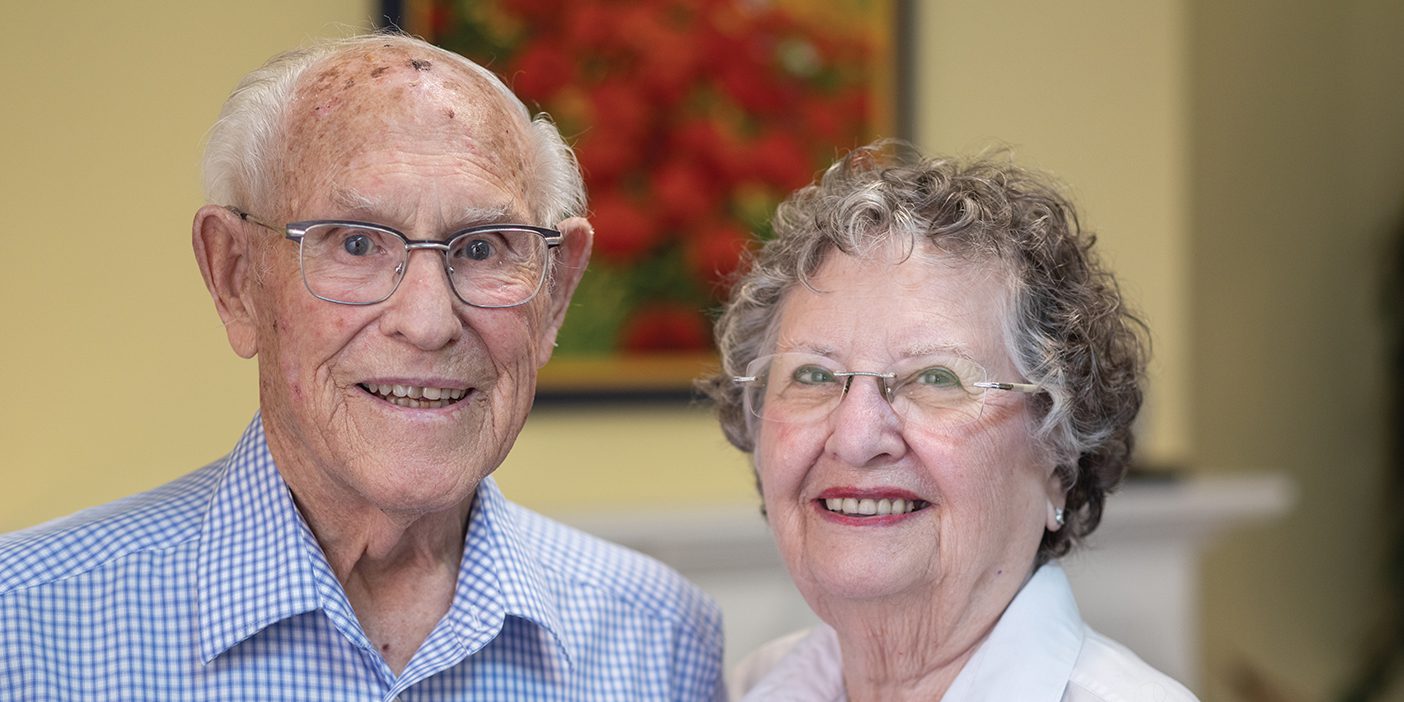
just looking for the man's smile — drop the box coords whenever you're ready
[357,382,471,409]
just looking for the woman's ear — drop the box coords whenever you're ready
[192,205,259,359]
[1044,466,1068,531]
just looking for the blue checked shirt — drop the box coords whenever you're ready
[0,415,726,700]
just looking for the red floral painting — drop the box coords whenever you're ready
[395,0,895,397]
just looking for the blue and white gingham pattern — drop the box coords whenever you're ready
[0,415,726,700]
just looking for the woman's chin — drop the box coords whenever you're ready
[794,554,933,607]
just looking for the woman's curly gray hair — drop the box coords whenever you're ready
[698,140,1147,563]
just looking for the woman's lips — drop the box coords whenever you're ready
[813,487,930,522]
[821,496,926,516]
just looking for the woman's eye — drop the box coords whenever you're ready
[342,233,375,257]
[460,238,495,261]
[915,367,961,387]
[792,365,837,385]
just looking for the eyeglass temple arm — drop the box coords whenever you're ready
[224,205,255,221]
[223,205,281,234]
[973,381,1042,393]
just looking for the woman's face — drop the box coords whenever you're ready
[754,247,1062,620]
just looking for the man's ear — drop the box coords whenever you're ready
[192,205,260,359]
[536,216,593,365]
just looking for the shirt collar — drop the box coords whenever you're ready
[941,562,1085,701]
[453,477,575,673]
[196,414,322,663]
[744,563,1086,701]
[194,414,574,673]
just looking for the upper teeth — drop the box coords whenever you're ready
[363,383,466,408]
[824,497,922,516]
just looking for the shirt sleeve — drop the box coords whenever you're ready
[668,597,727,702]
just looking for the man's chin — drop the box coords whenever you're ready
[351,463,484,518]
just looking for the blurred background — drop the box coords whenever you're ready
[2,1,1402,700]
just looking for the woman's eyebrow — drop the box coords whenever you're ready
[768,341,978,363]
[773,340,838,357]
[901,343,978,361]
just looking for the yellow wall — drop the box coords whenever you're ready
[1190,1,1404,699]
[916,0,1191,469]
[6,2,1404,700]
[0,1,374,529]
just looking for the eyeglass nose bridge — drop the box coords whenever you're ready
[387,240,457,295]
[831,370,898,405]
[404,240,452,253]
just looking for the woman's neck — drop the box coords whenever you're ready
[827,597,989,701]
[815,566,1035,702]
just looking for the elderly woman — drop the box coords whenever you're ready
[703,141,1197,701]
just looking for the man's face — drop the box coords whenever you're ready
[248,47,557,517]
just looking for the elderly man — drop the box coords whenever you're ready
[0,34,723,699]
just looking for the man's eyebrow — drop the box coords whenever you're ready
[330,186,378,216]
[329,187,521,229]
[448,204,518,227]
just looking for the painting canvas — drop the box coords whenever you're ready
[386,0,899,399]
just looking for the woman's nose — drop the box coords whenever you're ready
[824,375,907,467]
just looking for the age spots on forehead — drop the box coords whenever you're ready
[281,46,536,212]
[303,60,354,96]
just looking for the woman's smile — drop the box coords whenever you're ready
[813,487,931,525]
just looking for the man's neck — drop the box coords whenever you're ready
[292,484,476,676]
[339,531,465,675]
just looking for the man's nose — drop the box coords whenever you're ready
[824,375,907,467]
[377,249,462,350]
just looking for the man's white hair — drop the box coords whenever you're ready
[201,32,585,227]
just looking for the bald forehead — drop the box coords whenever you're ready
[300,44,509,105]
[275,44,533,215]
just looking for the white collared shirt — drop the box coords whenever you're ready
[732,563,1198,701]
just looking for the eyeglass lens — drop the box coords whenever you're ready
[744,353,989,427]
[298,224,549,306]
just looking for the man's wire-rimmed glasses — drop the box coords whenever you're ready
[226,206,562,308]
[734,351,1041,429]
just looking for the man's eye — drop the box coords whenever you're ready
[914,367,961,387]
[458,238,496,261]
[342,233,376,257]
[792,365,837,385]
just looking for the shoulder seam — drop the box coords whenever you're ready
[0,530,201,599]
[534,553,721,640]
